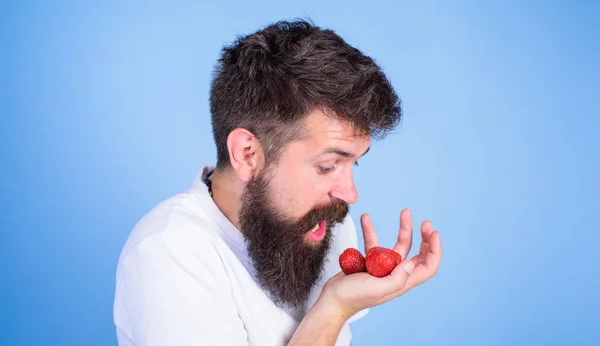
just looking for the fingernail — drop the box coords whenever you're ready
[402,261,415,274]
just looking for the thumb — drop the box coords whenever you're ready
[382,260,415,295]
[401,259,416,274]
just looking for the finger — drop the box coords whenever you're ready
[360,213,379,253]
[378,229,441,302]
[420,220,434,247]
[376,259,415,298]
[421,230,441,272]
[405,221,434,265]
[413,220,433,259]
[393,209,413,261]
[407,230,442,288]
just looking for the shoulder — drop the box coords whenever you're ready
[113,189,251,345]
[115,189,228,284]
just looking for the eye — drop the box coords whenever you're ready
[318,166,335,174]
[354,160,360,167]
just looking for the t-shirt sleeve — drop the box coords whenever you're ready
[114,232,249,346]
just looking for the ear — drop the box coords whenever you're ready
[226,128,264,182]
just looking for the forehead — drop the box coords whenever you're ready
[293,110,370,153]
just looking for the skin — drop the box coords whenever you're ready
[210,110,367,232]
[209,110,443,346]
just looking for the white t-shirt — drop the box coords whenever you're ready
[113,167,368,346]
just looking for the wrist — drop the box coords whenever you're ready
[315,288,353,323]
[287,293,348,346]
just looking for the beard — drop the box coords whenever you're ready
[239,169,349,310]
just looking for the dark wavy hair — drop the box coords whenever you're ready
[210,19,402,168]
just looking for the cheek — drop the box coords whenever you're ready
[271,167,325,219]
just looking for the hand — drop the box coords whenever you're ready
[320,209,442,319]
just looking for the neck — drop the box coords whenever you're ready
[209,167,245,231]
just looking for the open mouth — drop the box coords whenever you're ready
[304,220,326,243]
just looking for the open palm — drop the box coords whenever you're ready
[322,209,442,316]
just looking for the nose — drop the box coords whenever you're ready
[330,172,358,205]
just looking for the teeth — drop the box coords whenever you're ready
[310,223,319,232]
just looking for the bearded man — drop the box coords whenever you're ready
[114,20,442,346]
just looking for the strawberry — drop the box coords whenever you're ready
[339,248,367,275]
[365,247,402,277]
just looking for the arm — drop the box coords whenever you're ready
[286,295,348,346]
[287,209,442,346]
[284,215,364,346]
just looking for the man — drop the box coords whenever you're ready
[114,20,442,346]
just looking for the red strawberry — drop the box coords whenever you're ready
[339,248,367,275]
[365,247,402,277]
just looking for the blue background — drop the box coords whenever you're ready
[2,1,599,345]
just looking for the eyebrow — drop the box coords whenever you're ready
[321,146,370,158]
